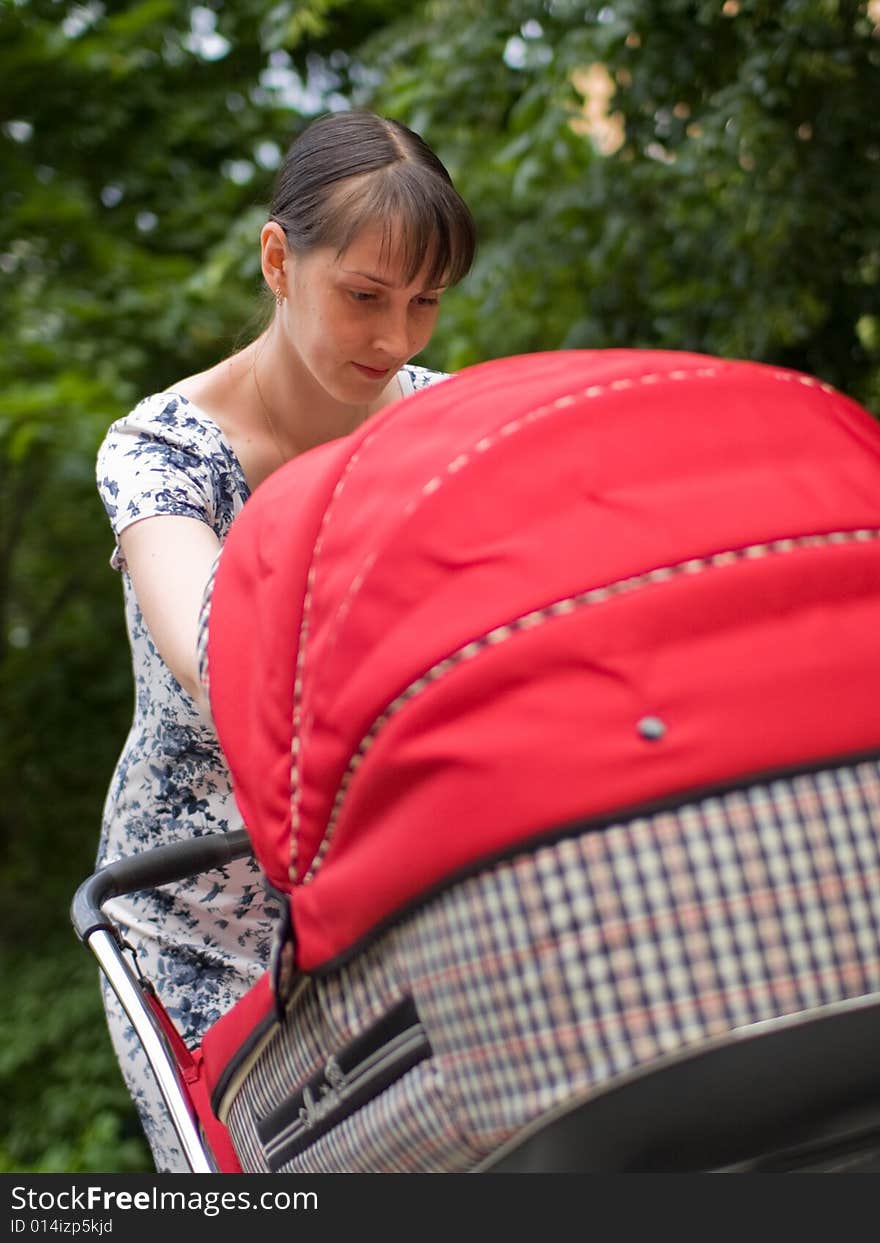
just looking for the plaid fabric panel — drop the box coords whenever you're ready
[274,1061,483,1174]
[226,918,419,1171]
[225,978,332,1173]
[224,758,880,1172]
[225,961,483,1173]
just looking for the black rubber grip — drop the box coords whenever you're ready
[70,829,253,941]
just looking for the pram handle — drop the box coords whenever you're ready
[70,829,254,1173]
[70,828,253,941]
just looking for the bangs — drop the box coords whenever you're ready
[319,163,475,289]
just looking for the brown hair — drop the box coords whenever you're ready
[269,111,475,289]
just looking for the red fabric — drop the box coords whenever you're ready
[207,349,880,970]
[198,973,274,1103]
[184,1055,242,1175]
[144,989,243,1173]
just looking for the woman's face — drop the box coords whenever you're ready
[279,223,445,404]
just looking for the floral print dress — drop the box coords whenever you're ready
[95,364,446,1172]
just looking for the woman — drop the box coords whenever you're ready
[95,109,476,1171]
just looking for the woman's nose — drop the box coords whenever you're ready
[372,308,412,359]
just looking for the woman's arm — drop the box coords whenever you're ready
[119,514,222,712]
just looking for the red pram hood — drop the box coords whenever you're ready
[205,349,880,971]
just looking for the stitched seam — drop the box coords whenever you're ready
[301,527,880,883]
[319,367,720,669]
[287,428,386,878]
[291,364,838,883]
[287,371,446,880]
[197,553,221,698]
[313,365,840,713]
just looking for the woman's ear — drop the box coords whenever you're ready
[260,221,290,299]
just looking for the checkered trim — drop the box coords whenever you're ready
[257,997,433,1171]
[303,528,880,881]
[290,361,840,883]
[196,552,221,701]
[223,757,880,1171]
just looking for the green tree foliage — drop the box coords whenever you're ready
[2,0,878,1172]
[2,1,274,906]
[0,0,361,1173]
[0,943,152,1172]
[354,0,880,408]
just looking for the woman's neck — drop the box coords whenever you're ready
[251,322,405,458]
[171,324,404,490]
[250,330,358,455]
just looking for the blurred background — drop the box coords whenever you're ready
[1,0,878,1172]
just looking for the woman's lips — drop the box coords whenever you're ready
[353,362,391,380]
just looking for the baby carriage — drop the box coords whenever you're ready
[73,348,880,1173]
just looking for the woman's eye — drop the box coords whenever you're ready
[414,296,440,308]
[349,290,377,302]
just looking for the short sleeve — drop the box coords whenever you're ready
[400,364,450,394]
[96,393,221,571]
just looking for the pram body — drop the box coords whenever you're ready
[74,349,880,1172]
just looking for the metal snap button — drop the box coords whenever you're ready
[637,715,667,741]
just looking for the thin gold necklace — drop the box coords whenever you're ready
[251,354,291,467]
[251,350,401,467]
